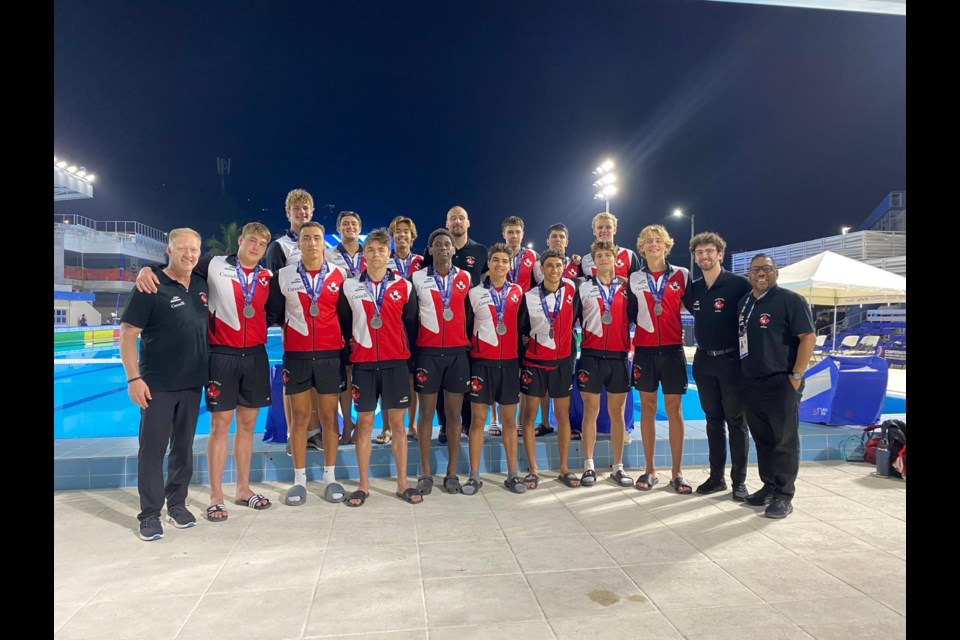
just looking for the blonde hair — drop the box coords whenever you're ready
[636,224,675,257]
[168,228,201,248]
[240,222,271,243]
[285,188,314,210]
[592,212,618,229]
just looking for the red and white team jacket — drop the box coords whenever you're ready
[390,252,424,279]
[580,246,641,279]
[411,266,472,353]
[265,262,349,355]
[188,254,273,349]
[341,269,418,368]
[326,243,366,277]
[507,247,537,293]
[466,279,526,363]
[518,278,582,369]
[577,275,631,358]
[628,262,689,348]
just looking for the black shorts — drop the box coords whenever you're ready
[283,353,346,395]
[520,359,574,399]
[469,361,521,406]
[352,364,412,413]
[414,351,470,395]
[631,346,688,395]
[576,355,631,394]
[205,347,272,412]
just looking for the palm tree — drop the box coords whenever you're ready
[205,222,242,257]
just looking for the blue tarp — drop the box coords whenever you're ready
[799,354,888,426]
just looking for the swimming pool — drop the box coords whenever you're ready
[54,331,906,439]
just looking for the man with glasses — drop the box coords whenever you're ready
[682,232,752,501]
[738,254,816,519]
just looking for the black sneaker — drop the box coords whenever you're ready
[695,476,727,495]
[167,505,197,529]
[139,516,164,541]
[306,433,323,451]
[438,426,448,445]
[731,483,749,502]
[764,497,794,519]
[745,484,775,506]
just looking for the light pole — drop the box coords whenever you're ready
[592,159,617,214]
[673,208,695,276]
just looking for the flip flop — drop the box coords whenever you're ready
[570,431,582,441]
[670,476,693,495]
[407,430,418,441]
[461,478,483,495]
[635,473,659,491]
[534,424,555,437]
[443,475,462,494]
[416,476,434,495]
[373,431,392,445]
[235,494,271,510]
[522,473,540,490]
[345,490,369,508]
[580,469,597,487]
[504,476,528,494]
[206,504,229,522]
[558,472,582,488]
[610,469,634,487]
[284,484,307,506]
[324,482,347,503]
[395,487,423,504]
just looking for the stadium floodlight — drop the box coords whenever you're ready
[591,158,618,213]
[673,208,696,275]
[57,160,67,169]
[841,226,851,235]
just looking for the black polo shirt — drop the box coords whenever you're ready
[738,285,815,378]
[421,236,488,286]
[683,269,752,351]
[121,270,210,392]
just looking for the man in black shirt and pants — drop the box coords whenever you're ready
[738,254,816,519]
[682,232,752,501]
[120,228,210,541]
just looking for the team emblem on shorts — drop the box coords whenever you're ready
[470,376,483,393]
[577,370,590,384]
[759,313,771,326]
[282,370,290,385]
[205,383,221,400]
[416,368,428,384]
[521,369,534,385]
[632,365,642,380]
[714,298,725,310]
[351,384,360,401]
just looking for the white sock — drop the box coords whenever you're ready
[323,466,337,485]
[613,463,624,473]
[585,459,595,471]
[295,468,307,486]
[306,428,320,438]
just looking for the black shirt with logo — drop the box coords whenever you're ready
[682,269,752,351]
[737,285,815,378]
[121,270,210,392]
[421,237,488,286]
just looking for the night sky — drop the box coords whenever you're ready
[53,0,905,259]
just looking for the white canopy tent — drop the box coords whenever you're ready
[775,251,907,350]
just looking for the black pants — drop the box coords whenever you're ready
[693,351,749,484]
[741,373,803,499]
[137,388,202,521]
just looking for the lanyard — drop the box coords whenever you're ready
[392,252,412,276]
[338,244,363,276]
[297,260,328,305]
[234,257,262,307]
[539,283,563,329]
[597,279,619,314]
[488,282,506,324]
[433,267,457,309]
[508,249,526,283]
[363,277,387,318]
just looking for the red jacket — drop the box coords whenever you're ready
[265,262,348,355]
[580,247,641,279]
[519,278,582,368]
[391,252,424,279]
[342,269,418,368]
[628,263,689,348]
[467,279,526,363]
[507,247,537,293]
[187,254,273,349]
[411,266,472,353]
[577,275,631,357]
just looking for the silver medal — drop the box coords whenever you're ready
[443,308,454,321]
[654,303,663,316]
[309,303,320,317]
[370,316,383,329]
[243,304,255,319]
[601,312,612,325]
[548,328,554,340]
[496,322,507,335]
